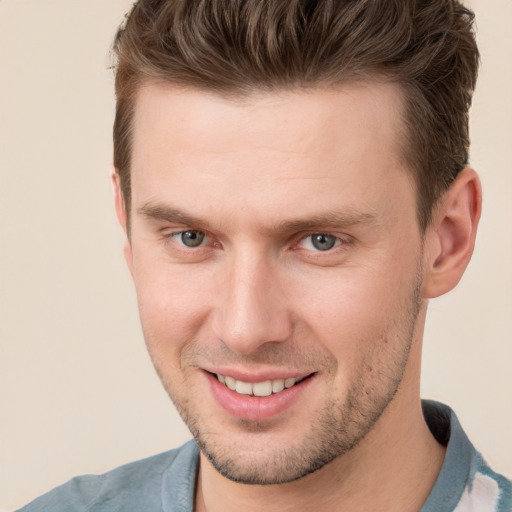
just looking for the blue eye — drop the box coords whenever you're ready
[310,234,337,251]
[299,233,341,251]
[178,230,205,247]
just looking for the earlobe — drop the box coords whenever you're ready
[111,169,134,275]
[422,168,482,298]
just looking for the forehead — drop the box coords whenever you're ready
[130,81,414,227]
[132,80,406,159]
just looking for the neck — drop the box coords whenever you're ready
[196,409,444,512]
[195,306,446,512]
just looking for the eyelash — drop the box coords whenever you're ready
[296,233,344,252]
[170,230,207,248]
[166,230,350,254]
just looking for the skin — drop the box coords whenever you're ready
[114,81,481,512]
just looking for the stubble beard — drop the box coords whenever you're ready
[149,276,423,486]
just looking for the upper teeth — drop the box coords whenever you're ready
[217,374,304,396]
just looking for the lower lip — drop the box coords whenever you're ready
[205,372,315,422]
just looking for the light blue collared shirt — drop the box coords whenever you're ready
[17,401,512,512]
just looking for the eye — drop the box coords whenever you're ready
[300,233,341,251]
[174,230,206,248]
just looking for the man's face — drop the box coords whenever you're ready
[124,82,427,484]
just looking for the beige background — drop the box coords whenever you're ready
[0,0,510,510]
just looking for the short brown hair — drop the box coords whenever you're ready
[112,0,479,230]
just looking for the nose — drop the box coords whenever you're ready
[211,249,292,355]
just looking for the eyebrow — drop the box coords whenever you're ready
[273,211,379,234]
[138,203,214,230]
[137,202,379,234]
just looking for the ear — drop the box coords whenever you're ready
[422,168,482,298]
[111,169,134,276]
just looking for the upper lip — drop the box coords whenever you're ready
[202,367,315,382]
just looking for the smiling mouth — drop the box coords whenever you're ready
[214,373,314,397]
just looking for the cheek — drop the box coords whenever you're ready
[132,254,216,359]
[291,262,418,355]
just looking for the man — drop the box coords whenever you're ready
[18,0,511,511]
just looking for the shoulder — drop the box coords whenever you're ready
[16,440,199,512]
[453,453,512,512]
[421,400,511,512]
